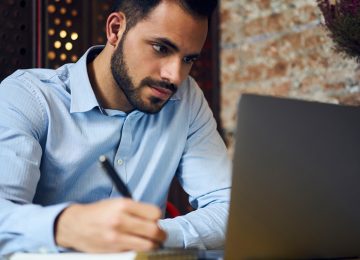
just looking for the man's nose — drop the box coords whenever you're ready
[160,58,184,87]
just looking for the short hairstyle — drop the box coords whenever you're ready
[111,0,218,31]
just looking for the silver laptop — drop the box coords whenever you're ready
[225,94,360,259]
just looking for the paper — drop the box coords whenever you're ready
[8,249,201,260]
[9,252,136,260]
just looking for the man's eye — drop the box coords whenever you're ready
[153,44,168,54]
[183,56,197,64]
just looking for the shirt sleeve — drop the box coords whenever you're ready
[0,73,69,255]
[158,77,232,249]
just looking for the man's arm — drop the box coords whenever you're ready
[159,195,230,249]
[0,75,166,255]
[159,77,232,249]
[0,75,69,254]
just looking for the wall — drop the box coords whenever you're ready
[220,0,360,154]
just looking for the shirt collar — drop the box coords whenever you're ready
[69,46,104,113]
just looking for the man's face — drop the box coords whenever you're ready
[110,1,208,113]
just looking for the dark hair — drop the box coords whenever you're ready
[111,0,218,31]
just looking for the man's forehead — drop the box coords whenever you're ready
[130,1,208,52]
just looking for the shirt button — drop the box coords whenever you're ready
[117,159,123,165]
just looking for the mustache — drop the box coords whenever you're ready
[140,77,178,93]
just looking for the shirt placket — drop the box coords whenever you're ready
[110,111,141,198]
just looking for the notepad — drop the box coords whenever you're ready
[8,252,136,260]
[8,249,201,260]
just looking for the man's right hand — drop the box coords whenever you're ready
[55,198,167,252]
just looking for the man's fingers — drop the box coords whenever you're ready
[79,231,162,253]
[55,199,167,253]
[118,198,162,221]
[116,212,167,242]
[114,233,163,252]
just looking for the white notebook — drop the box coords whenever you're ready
[9,252,136,260]
[8,249,200,260]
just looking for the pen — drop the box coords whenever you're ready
[99,155,165,249]
[99,155,132,198]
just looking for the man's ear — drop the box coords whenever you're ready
[106,12,127,47]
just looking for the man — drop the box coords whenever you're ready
[0,0,231,255]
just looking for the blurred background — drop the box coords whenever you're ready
[220,0,360,155]
[1,0,360,212]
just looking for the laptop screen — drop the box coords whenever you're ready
[225,94,360,259]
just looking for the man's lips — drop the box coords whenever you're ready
[149,85,173,100]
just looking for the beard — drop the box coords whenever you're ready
[110,35,178,114]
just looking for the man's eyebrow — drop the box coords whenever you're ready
[154,37,201,58]
[185,54,201,60]
[156,37,180,52]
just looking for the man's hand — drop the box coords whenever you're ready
[55,198,167,252]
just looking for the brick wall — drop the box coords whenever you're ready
[220,0,360,154]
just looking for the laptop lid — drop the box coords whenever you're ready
[225,94,360,259]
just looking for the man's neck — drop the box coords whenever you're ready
[87,45,134,112]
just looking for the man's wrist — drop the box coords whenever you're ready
[54,204,82,249]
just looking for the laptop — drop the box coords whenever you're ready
[225,94,360,259]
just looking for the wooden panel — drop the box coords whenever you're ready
[190,9,221,129]
[89,0,112,45]
[42,0,87,68]
[0,0,35,81]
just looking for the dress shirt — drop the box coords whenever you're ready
[0,46,231,255]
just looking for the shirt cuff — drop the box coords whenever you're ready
[25,202,71,253]
[158,218,184,248]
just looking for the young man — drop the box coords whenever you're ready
[0,0,231,255]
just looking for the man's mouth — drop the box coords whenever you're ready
[149,85,173,100]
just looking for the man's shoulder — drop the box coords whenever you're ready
[175,76,205,100]
[2,66,69,86]
[1,66,72,98]
[0,66,74,116]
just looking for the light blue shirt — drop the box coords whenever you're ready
[0,46,231,255]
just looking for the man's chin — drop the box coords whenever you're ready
[138,106,163,114]
[136,99,167,114]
